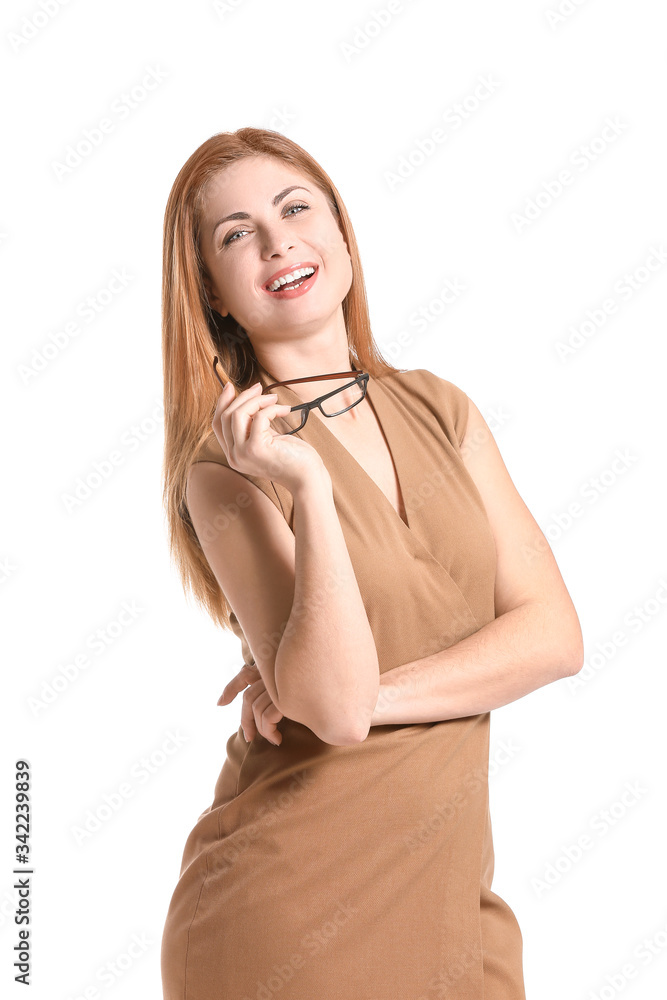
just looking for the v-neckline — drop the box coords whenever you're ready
[256,364,413,532]
[253,363,485,631]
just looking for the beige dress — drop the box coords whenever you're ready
[160,365,526,999]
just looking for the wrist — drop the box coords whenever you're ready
[288,464,332,501]
[371,673,399,727]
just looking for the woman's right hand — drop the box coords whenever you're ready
[217,662,284,746]
[212,379,328,493]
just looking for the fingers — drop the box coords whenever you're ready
[240,682,262,742]
[213,382,261,455]
[251,691,283,746]
[218,676,244,706]
[241,682,283,746]
[214,383,289,461]
[217,663,259,705]
[247,398,292,444]
[228,397,289,455]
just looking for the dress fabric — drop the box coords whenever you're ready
[160,366,526,999]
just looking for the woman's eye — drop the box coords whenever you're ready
[224,229,247,246]
[222,202,310,248]
[286,202,309,217]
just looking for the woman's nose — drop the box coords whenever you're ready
[260,228,296,258]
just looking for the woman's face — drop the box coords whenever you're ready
[199,155,353,340]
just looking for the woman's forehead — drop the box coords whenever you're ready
[203,157,311,206]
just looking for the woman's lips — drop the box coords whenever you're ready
[263,266,319,300]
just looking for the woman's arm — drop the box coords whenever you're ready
[371,600,581,725]
[371,395,584,726]
[187,462,378,745]
[273,470,379,742]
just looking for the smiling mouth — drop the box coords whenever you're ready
[265,265,318,292]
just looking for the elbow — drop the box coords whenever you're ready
[327,703,373,745]
[314,716,370,746]
[302,707,371,746]
[275,659,377,747]
[536,600,584,678]
[279,693,371,746]
[564,644,585,677]
[561,625,585,677]
[317,688,376,746]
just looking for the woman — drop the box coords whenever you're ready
[160,127,584,999]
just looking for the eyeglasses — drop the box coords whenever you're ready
[212,357,369,435]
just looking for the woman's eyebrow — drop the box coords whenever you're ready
[211,186,311,243]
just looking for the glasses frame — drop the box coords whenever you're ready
[212,357,369,435]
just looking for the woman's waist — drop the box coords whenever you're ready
[213,715,491,814]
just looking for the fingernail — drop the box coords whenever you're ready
[242,729,248,742]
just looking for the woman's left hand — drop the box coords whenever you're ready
[218,663,284,746]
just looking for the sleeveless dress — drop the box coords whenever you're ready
[160,365,526,999]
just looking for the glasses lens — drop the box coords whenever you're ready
[265,376,366,434]
[320,380,365,416]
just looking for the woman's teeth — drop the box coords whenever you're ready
[267,266,316,292]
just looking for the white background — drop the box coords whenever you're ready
[2,1,666,997]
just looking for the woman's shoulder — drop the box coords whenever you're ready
[376,366,470,447]
[190,428,230,469]
[188,429,294,527]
